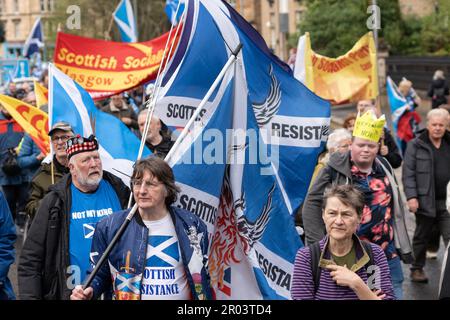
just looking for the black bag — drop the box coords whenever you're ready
[2,148,21,176]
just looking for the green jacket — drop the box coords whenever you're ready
[25,157,69,219]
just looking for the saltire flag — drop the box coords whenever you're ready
[165,0,185,25]
[386,76,421,155]
[23,17,44,58]
[158,0,330,217]
[48,64,151,185]
[113,0,138,43]
[160,0,330,299]
[0,95,50,154]
[34,80,48,109]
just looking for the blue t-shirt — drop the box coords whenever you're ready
[69,179,122,284]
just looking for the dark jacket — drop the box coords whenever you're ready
[302,152,413,263]
[0,112,24,186]
[17,171,130,300]
[427,79,449,109]
[17,134,42,183]
[402,130,450,218]
[25,156,69,219]
[89,207,213,300]
[0,191,16,300]
[382,128,402,169]
[146,136,175,159]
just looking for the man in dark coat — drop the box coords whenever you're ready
[403,108,450,283]
[18,135,130,300]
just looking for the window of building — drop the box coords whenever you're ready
[13,20,20,39]
[47,0,53,12]
[40,0,45,11]
[13,0,19,13]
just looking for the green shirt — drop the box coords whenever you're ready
[331,246,356,268]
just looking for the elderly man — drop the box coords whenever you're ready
[138,109,174,159]
[18,134,130,300]
[25,122,74,220]
[356,100,402,169]
[302,110,412,300]
[403,108,450,283]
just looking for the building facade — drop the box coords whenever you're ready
[0,0,54,58]
[230,0,306,61]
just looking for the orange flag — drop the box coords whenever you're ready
[0,94,50,154]
[34,81,48,109]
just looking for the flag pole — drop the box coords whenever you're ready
[165,43,243,163]
[83,43,243,291]
[105,14,114,41]
[125,1,185,209]
[372,0,383,114]
[83,203,138,289]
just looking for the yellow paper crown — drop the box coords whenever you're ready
[352,110,386,142]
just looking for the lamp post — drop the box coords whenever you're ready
[279,0,289,61]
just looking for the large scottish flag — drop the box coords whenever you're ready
[158,0,330,215]
[48,64,150,184]
[113,0,137,43]
[23,17,44,58]
[159,0,330,299]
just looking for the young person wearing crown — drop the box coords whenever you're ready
[18,134,130,300]
[302,110,413,300]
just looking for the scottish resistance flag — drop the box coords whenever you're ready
[48,64,150,184]
[158,0,330,215]
[113,0,137,42]
[23,17,44,58]
[159,0,330,299]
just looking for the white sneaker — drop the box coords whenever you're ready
[426,250,438,259]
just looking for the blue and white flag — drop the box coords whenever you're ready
[165,0,185,25]
[23,17,44,58]
[113,0,138,43]
[48,64,150,184]
[158,0,330,215]
[159,0,331,300]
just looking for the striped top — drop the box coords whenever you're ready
[291,236,395,300]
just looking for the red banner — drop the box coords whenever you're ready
[53,31,178,100]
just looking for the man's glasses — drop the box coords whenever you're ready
[51,135,72,143]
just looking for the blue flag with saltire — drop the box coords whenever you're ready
[165,0,185,25]
[158,0,330,216]
[113,0,137,42]
[48,64,150,184]
[161,0,330,299]
[23,17,44,58]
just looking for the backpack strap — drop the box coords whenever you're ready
[310,241,322,294]
[361,240,374,270]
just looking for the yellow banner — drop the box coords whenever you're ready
[0,95,50,154]
[34,81,48,109]
[303,32,378,105]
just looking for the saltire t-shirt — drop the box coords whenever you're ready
[69,179,122,284]
[141,215,190,300]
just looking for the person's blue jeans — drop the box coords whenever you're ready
[388,256,404,300]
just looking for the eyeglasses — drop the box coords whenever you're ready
[132,179,161,189]
[51,135,72,143]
